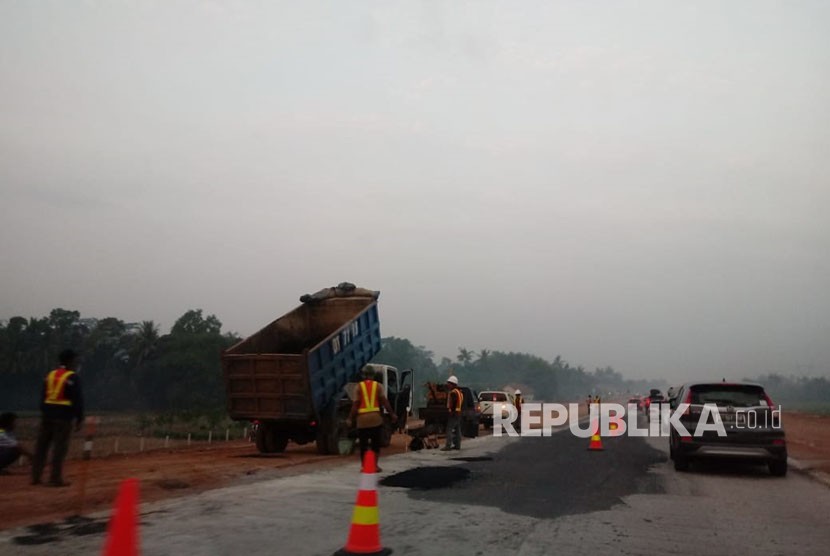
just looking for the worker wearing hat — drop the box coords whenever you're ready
[514,389,524,429]
[441,375,463,451]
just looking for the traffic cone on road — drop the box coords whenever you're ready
[333,451,392,556]
[102,478,140,556]
[588,420,604,451]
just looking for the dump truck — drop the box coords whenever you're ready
[222,291,407,455]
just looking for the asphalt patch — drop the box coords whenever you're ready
[380,466,470,490]
[13,515,109,545]
[408,427,668,520]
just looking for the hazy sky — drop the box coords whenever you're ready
[1,1,828,382]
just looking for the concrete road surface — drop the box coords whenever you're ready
[3,418,829,556]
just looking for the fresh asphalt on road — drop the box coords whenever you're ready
[3,414,830,556]
[398,424,665,519]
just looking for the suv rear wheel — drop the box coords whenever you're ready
[674,454,690,472]
[769,459,787,477]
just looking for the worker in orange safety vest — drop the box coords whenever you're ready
[32,349,84,487]
[441,376,464,451]
[348,366,397,469]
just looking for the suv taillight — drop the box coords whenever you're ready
[764,393,775,408]
[683,389,693,415]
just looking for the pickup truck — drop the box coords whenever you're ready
[477,390,516,429]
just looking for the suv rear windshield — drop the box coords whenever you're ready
[479,392,508,402]
[691,385,767,407]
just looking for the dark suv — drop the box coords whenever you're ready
[669,382,787,476]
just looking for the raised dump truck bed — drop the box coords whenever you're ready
[222,295,382,454]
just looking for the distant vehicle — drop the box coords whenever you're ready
[669,382,786,476]
[642,389,666,415]
[666,386,679,402]
[477,391,516,429]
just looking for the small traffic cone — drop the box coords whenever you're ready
[102,478,140,556]
[333,451,392,556]
[588,420,604,451]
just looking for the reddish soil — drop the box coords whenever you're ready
[0,433,413,532]
[783,411,830,474]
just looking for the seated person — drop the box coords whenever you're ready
[0,412,32,474]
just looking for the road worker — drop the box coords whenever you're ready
[348,366,397,471]
[32,349,84,487]
[441,376,463,451]
[514,389,524,428]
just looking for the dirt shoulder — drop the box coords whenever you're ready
[0,433,412,532]
[783,411,830,475]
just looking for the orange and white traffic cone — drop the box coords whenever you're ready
[333,451,392,556]
[588,419,604,451]
[102,478,140,556]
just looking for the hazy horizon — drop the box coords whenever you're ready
[2,2,828,382]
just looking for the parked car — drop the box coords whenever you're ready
[477,390,516,429]
[668,382,786,476]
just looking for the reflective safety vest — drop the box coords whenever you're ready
[447,388,463,412]
[357,380,380,414]
[44,368,75,406]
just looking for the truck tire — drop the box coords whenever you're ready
[255,424,288,453]
[316,406,340,455]
[380,420,392,448]
[270,432,288,453]
[462,420,479,438]
[255,426,269,453]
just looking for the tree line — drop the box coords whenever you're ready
[0,308,239,412]
[4,309,824,414]
[374,337,665,403]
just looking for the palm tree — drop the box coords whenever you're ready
[457,347,475,365]
[128,321,159,395]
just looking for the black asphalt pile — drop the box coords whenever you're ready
[380,466,470,490]
[409,430,667,519]
[13,516,108,545]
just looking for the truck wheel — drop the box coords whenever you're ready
[462,421,479,438]
[270,432,288,453]
[255,426,269,453]
[380,422,392,448]
[316,407,340,455]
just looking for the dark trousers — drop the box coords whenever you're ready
[357,425,382,464]
[445,414,461,449]
[32,418,72,484]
